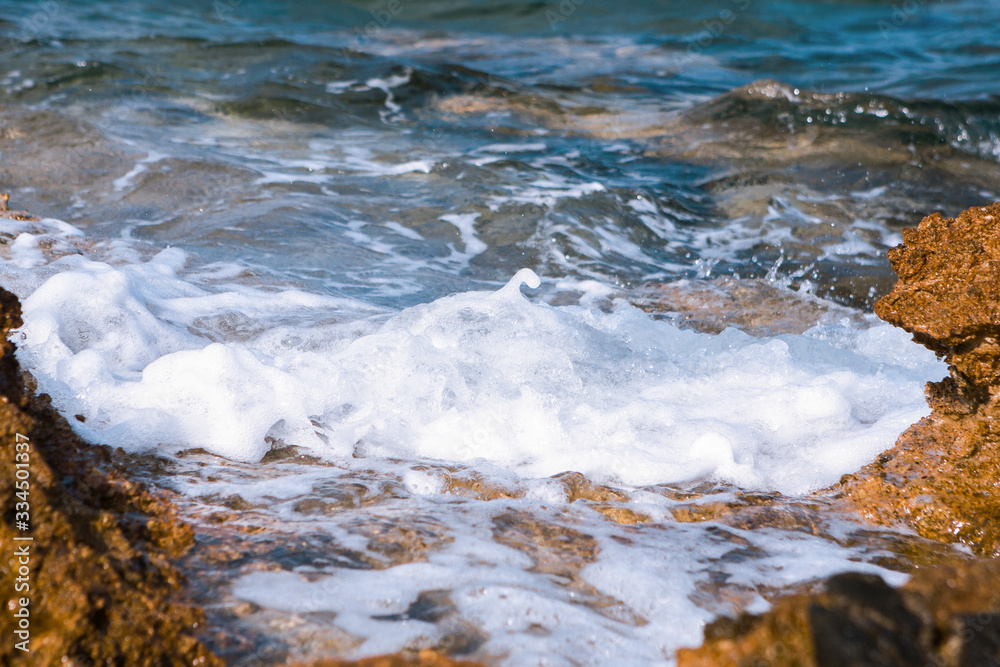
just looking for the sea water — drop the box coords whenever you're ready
[2,0,997,663]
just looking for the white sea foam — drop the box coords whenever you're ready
[4,228,944,493]
[440,212,487,256]
[9,233,46,268]
[227,501,909,664]
[112,150,168,192]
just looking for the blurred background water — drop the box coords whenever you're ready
[3,0,998,307]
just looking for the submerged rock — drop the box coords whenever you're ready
[628,277,865,336]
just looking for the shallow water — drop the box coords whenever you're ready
[1,0,996,664]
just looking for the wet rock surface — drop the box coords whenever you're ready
[682,202,1000,666]
[0,251,221,664]
[875,202,1000,400]
[678,562,1000,667]
[628,277,866,337]
[841,203,1000,555]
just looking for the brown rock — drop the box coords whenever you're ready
[443,468,524,500]
[874,202,1000,402]
[491,510,599,578]
[591,504,650,525]
[678,204,1000,667]
[841,406,1000,557]
[678,564,1000,667]
[0,286,220,665]
[345,515,454,568]
[0,192,39,221]
[837,203,1000,555]
[682,203,1000,666]
[553,470,629,503]
[629,277,865,336]
[491,510,646,625]
[677,590,815,667]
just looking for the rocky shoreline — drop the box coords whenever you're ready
[0,276,221,664]
[4,199,1000,665]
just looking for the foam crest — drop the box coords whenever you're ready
[10,250,945,493]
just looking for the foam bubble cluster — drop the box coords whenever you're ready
[12,250,943,494]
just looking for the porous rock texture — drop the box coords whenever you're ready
[0,284,222,666]
[677,564,1000,667]
[679,203,1000,666]
[842,202,1000,555]
[875,202,1000,403]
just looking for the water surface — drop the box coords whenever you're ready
[1,0,995,663]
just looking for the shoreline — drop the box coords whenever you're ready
[681,203,1000,665]
[0,274,220,665]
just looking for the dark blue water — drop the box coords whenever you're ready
[8,0,998,96]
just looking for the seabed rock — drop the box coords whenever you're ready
[680,202,1000,666]
[627,277,866,337]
